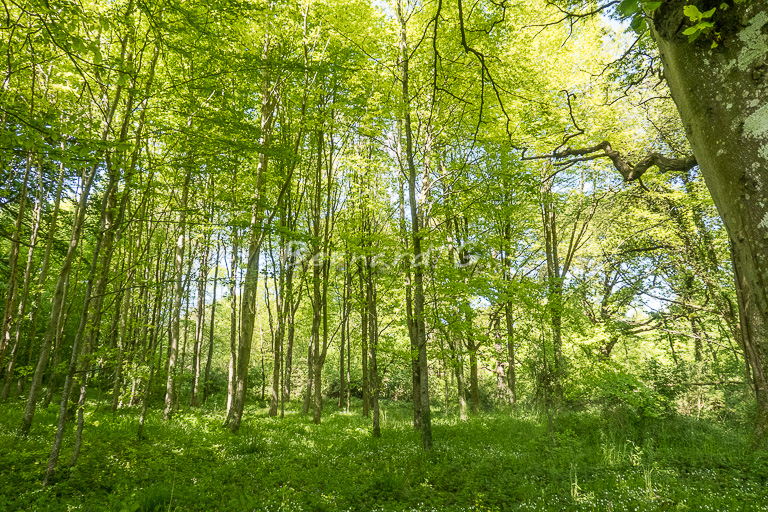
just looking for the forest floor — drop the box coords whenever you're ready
[1,396,766,511]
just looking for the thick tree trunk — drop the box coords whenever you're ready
[398,170,420,429]
[229,222,263,432]
[651,0,768,436]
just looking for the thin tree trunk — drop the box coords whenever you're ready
[226,227,238,418]
[368,261,380,437]
[191,227,211,407]
[396,125,419,430]
[164,170,190,421]
[0,154,31,369]
[110,286,130,412]
[21,158,98,436]
[397,0,431,449]
[359,258,369,418]
[2,156,38,399]
[176,244,196,412]
[203,236,220,404]
[227,29,276,433]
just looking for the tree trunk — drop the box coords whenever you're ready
[2,156,37,400]
[226,227,238,418]
[397,0,432,450]
[282,260,298,409]
[227,30,276,432]
[110,287,130,412]
[0,155,30,368]
[468,338,480,415]
[397,126,420,430]
[21,159,98,436]
[338,256,350,409]
[164,170,190,421]
[191,225,210,407]
[137,246,167,438]
[368,262,380,438]
[268,237,284,417]
[359,258,369,418]
[504,303,517,406]
[651,0,768,436]
[17,147,64,417]
[203,236,220,404]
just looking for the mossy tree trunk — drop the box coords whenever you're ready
[651,0,768,436]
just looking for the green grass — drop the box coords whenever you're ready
[1,396,766,511]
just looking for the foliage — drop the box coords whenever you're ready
[1,398,767,511]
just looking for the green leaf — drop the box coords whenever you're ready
[117,74,128,87]
[618,0,639,17]
[643,1,662,12]
[72,36,85,54]
[93,48,102,65]
[683,5,701,18]
[701,7,717,18]
[630,15,647,34]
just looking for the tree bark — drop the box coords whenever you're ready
[504,303,517,406]
[191,222,211,407]
[651,0,768,436]
[359,257,369,418]
[226,226,238,418]
[228,58,276,432]
[164,170,190,421]
[0,155,30,369]
[203,236,220,404]
[398,0,432,450]
[21,159,97,436]
[2,155,36,400]
[368,261,380,437]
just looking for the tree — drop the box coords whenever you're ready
[648,0,768,436]
[541,0,768,435]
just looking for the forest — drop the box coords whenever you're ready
[1,0,768,510]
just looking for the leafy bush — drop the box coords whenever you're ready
[578,361,671,419]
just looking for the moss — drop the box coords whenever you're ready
[737,11,768,72]
[759,212,768,230]
[743,103,768,139]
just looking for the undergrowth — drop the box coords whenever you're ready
[0,397,766,511]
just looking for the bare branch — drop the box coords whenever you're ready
[524,141,697,181]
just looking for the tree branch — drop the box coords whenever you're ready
[524,141,697,181]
